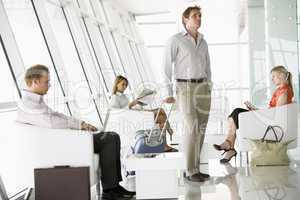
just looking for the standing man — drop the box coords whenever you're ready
[163,5,212,182]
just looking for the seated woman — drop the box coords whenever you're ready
[110,75,140,109]
[110,75,178,152]
[213,65,294,163]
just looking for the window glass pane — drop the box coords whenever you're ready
[75,17,111,120]
[120,16,131,36]
[137,24,177,45]
[102,2,118,27]
[45,4,86,87]
[138,45,155,81]
[209,44,249,88]
[99,2,139,92]
[97,30,118,88]
[78,0,94,15]
[93,25,118,88]
[130,42,149,82]
[200,0,244,43]
[82,1,125,91]
[75,1,116,93]
[124,19,150,82]
[0,37,19,103]
[76,18,109,93]
[44,2,100,124]
[146,47,164,84]
[116,35,143,90]
[4,1,68,114]
[105,29,128,78]
[136,12,177,23]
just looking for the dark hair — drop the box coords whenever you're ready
[112,75,128,94]
[182,5,201,26]
[271,65,294,97]
[25,64,49,86]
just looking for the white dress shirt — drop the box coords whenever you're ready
[16,90,82,129]
[163,30,211,96]
[110,92,130,109]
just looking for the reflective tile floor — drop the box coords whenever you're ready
[103,159,300,200]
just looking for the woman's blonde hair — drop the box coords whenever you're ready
[112,75,128,94]
[271,65,294,97]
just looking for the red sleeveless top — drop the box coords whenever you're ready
[269,84,293,108]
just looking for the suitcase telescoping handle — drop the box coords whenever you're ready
[147,102,174,143]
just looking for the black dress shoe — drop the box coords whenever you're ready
[116,185,136,197]
[199,172,210,179]
[185,174,206,182]
[102,190,124,200]
[189,172,210,179]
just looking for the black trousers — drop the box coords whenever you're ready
[228,108,248,129]
[93,132,122,190]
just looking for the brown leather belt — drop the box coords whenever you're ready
[176,78,207,83]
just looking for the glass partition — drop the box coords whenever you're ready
[248,0,299,105]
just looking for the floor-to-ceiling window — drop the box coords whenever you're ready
[3,0,71,114]
[0,35,19,105]
[0,0,153,194]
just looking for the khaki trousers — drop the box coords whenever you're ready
[176,81,211,176]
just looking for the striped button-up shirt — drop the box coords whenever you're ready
[163,30,211,96]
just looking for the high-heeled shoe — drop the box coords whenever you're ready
[220,149,237,163]
[213,139,232,151]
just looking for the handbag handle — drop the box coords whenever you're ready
[262,125,284,142]
[159,103,175,142]
[147,102,165,142]
[147,102,174,143]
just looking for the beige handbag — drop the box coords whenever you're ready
[248,125,295,166]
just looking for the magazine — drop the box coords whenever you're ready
[136,88,156,105]
[136,88,156,99]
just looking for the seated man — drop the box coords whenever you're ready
[16,64,135,200]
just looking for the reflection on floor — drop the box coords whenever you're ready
[112,159,300,200]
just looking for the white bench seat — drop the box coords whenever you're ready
[0,111,98,195]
